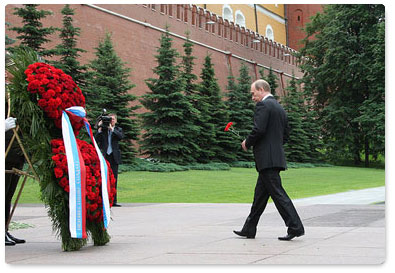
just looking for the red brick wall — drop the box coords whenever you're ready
[287,4,323,51]
[6,4,303,112]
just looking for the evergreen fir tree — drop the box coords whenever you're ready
[267,67,279,98]
[226,63,255,161]
[5,22,16,46]
[223,73,240,160]
[181,32,198,97]
[282,75,310,162]
[9,4,57,57]
[196,54,235,163]
[140,27,200,164]
[193,58,216,163]
[85,33,139,164]
[258,66,265,80]
[300,75,324,162]
[52,4,87,87]
[180,33,202,161]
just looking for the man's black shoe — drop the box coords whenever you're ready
[278,232,304,241]
[5,235,15,246]
[233,230,255,239]
[112,203,122,207]
[6,232,25,244]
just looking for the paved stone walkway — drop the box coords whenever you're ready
[294,186,385,205]
[5,186,386,265]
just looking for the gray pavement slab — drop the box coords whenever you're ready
[5,200,385,265]
[294,186,385,205]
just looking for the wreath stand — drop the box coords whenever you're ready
[5,92,40,231]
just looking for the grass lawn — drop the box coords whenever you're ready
[13,166,385,204]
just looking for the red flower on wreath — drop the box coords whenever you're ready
[24,63,86,133]
[51,138,117,223]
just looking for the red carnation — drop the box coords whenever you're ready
[224,121,241,138]
[27,80,41,92]
[52,154,60,162]
[54,167,64,178]
[41,78,50,85]
[59,177,68,188]
[224,122,233,131]
[26,75,35,82]
[90,203,98,211]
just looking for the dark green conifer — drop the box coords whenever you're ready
[226,63,254,161]
[180,33,202,161]
[85,33,140,164]
[140,27,199,164]
[9,4,56,57]
[282,74,310,162]
[52,4,87,87]
[196,54,235,163]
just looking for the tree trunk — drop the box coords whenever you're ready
[365,136,370,167]
[353,135,361,165]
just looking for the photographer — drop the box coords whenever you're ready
[95,112,124,207]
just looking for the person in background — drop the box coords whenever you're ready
[95,113,124,207]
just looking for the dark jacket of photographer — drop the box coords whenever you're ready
[95,126,124,164]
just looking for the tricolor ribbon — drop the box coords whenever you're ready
[62,110,87,239]
[62,106,111,238]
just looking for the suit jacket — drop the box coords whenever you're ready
[5,104,25,164]
[95,126,124,164]
[5,129,25,164]
[245,96,290,172]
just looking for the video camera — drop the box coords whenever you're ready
[95,109,112,129]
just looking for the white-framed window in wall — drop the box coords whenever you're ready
[266,24,274,41]
[235,10,246,28]
[222,4,233,22]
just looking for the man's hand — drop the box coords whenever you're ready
[109,123,114,132]
[97,121,103,132]
[5,117,17,132]
[241,140,248,152]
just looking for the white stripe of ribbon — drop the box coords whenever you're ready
[66,106,111,229]
[62,111,83,238]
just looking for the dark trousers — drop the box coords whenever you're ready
[242,168,304,236]
[105,153,119,204]
[5,160,24,229]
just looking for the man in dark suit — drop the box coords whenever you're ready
[234,79,304,241]
[95,113,124,207]
[5,116,26,246]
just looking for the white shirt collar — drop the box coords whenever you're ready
[262,93,273,102]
